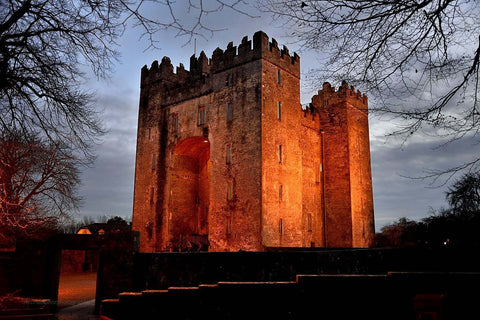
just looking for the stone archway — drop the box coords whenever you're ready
[168,136,210,251]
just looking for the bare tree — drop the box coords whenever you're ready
[0,129,80,242]
[0,0,252,164]
[260,0,480,181]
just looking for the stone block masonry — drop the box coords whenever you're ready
[132,31,374,252]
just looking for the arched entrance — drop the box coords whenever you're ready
[168,136,210,251]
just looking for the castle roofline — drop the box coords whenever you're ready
[311,81,368,106]
[141,31,300,87]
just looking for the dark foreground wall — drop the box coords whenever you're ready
[0,232,138,313]
[0,239,60,299]
[130,247,480,291]
[95,232,139,313]
[100,247,480,320]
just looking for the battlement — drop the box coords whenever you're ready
[311,81,368,107]
[140,31,300,88]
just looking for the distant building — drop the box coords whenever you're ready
[77,222,130,235]
[132,31,375,252]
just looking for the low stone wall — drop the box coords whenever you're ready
[130,247,480,291]
[0,239,60,299]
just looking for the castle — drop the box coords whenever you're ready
[132,31,374,252]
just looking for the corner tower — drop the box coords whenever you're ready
[310,82,375,247]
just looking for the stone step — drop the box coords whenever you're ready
[296,274,393,320]
[214,281,299,320]
[103,273,480,320]
[99,299,119,320]
[116,293,143,320]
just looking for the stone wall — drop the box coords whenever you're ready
[130,248,480,291]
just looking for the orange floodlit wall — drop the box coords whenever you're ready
[132,31,374,252]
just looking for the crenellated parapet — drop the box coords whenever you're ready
[310,81,368,108]
[338,81,368,105]
[140,31,300,90]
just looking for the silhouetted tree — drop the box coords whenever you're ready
[261,0,480,179]
[106,216,129,226]
[446,172,480,216]
[376,217,421,248]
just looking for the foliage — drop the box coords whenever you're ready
[376,217,421,248]
[260,0,480,179]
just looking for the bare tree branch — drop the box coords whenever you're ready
[260,0,480,181]
[1,0,253,164]
[0,129,80,241]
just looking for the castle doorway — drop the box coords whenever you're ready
[168,136,210,251]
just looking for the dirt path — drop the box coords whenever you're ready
[57,272,97,310]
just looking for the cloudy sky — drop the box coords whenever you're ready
[74,2,472,231]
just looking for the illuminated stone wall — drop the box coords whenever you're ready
[311,83,375,248]
[132,31,374,252]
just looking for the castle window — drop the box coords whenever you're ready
[141,95,148,109]
[226,144,232,164]
[171,113,179,132]
[226,74,231,87]
[315,161,320,184]
[227,181,234,201]
[278,145,282,163]
[148,128,151,140]
[227,104,233,122]
[307,214,312,232]
[226,216,232,235]
[279,184,283,202]
[279,218,283,235]
[277,101,282,121]
[152,154,156,170]
[277,69,281,84]
[150,187,155,205]
[197,106,206,126]
[146,222,153,239]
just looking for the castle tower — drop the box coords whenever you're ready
[309,82,375,247]
[132,31,374,252]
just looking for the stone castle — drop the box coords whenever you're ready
[132,31,374,252]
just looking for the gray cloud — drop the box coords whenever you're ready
[371,132,480,230]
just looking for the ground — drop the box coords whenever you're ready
[56,272,98,320]
[57,272,97,309]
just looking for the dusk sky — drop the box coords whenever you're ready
[74,3,471,231]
